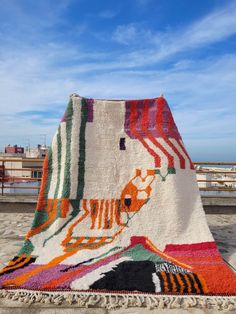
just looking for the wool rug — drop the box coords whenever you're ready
[0,94,235,310]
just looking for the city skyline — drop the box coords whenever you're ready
[0,0,236,161]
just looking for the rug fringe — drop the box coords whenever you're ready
[0,289,236,311]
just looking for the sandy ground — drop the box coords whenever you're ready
[0,213,235,313]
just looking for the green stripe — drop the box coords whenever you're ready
[18,239,34,256]
[44,146,53,199]
[56,199,62,219]
[43,98,88,245]
[122,243,166,262]
[34,125,62,240]
[23,139,54,243]
[31,211,49,229]
[54,124,62,199]
[62,99,73,198]
[77,98,88,199]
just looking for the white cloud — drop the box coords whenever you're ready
[184,3,236,47]
[135,0,154,6]
[112,24,137,45]
[55,1,236,73]
[112,24,153,45]
[0,52,236,160]
[0,1,236,160]
[111,2,236,66]
[97,9,119,19]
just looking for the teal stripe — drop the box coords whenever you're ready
[62,99,73,198]
[18,239,34,256]
[54,124,62,199]
[56,199,62,218]
[44,146,53,199]
[77,98,88,199]
[21,140,53,246]
[43,98,88,245]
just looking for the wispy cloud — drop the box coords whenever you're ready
[0,0,73,44]
[183,2,236,47]
[135,0,154,6]
[97,9,119,19]
[85,8,119,20]
[16,108,64,122]
[110,2,236,67]
[112,23,153,45]
[31,1,236,75]
[0,0,235,160]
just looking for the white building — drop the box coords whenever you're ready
[25,144,48,158]
[196,166,236,196]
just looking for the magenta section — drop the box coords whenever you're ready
[124,99,181,140]
[86,98,94,122]
[61,111,67,122]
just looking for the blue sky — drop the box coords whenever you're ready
[0,0,236,161]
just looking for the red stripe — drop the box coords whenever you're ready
[36,154,49,211]
[164,241,218,252]
[162,97,194,169]
[130,100,161,167]
[176,138,194,169]
[142,99,174,168]
[156,98,186,169]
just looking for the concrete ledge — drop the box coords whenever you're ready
[204,206,236,214]
[202,196,236,214]
[0,195,38,203]
[0,202,36,213]
[0,196,235,214]
[0,195,38,212]
[202,196,236,206]
[1,195,236,205]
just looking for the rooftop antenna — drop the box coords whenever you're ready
[40,134,47,146]
[26,138,30,152]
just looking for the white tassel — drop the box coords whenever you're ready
[170,296,182,308]
[120,294,129,308]
[11,291,21,301]
[87,294,101,307]
[131,295,142,307]
[182,296,194,308]
[157,296,165,309]
[0,289,235,311]
[99,294,107,308]
[77,294,90,307]
[54,295,64,305]
[106,294,118,309]
[65,293,74,305]
[35,293,43,303]
[151,295,161,309]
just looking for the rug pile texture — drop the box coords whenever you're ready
[0,94,235,310]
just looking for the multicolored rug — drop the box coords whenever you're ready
[0,94,235,310]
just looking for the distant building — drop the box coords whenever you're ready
[0,156,43,180]
[0,144,47,181]
[5,145,24,154]
[196,172,212,188]
[0,165,5,182]
[196,165,236,196]
[26,144,48,158]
